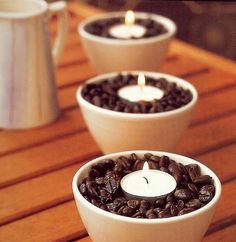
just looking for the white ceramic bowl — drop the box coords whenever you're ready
[76,71,198,154]
[72,150,221,242]
[78,12,177,73]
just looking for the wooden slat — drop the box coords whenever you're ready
[186,68,236,95]
[0,109,85,157]
[203,224,236,242]
[192,86,236,125]
[0,131,99,188]
[196,143,236,183]
[0,142,235,226]
[175,113,236,156]
[0,180,235,242]
[0,163,83,226]
[0,201,85,242]
[171,39,236,76]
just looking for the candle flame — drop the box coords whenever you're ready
[138,73,146,88]
[143,161,149,171]
[125,10,135,25]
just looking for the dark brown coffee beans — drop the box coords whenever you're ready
[81,74,193,114]
[84,17,167,40]
[78,153,215,219]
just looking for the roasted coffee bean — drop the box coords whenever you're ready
[170,204,179,216]
[176,200,185,210]
[107,203,118,212]
[165,202,173,211]
[153,207,162,214]
[132,212,143,218]
[158,211,172,218]
[127,200,140,209]
[91,199,101,207]
[95,177,104,185]
[121,206,135,217]
[113,197,127,207]
[148,161,159,169]
[193,175,212,185]
[178,208,194,216]
[89,168,100,179]
[79,183,87,195]
[147,213,158,219]
[186,164,201,181]
[86,181,99,197]
[155,198,166,208]
[166,193,175,203]
[185,199,202,209]
[187,183,199,193]
[117,156,131,170]
[133,159,144,171]
[159,155,170,168]
[174,189,193,200]
[104,172,120,194]
[78,153,215,219]
[100,189,112,203]
[199,188,214,203]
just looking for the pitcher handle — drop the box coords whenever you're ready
[48,1,69,66]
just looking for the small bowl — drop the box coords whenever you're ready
[78,12,176,73]
[72,150,221,242]
[76,71,198,154]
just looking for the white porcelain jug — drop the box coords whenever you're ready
[0,0,69,129]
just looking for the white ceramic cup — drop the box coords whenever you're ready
[72,150,222,242]
[0,0,69,129]
[78,12,176,73]
[76,71,198,154]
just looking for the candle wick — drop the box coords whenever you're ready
[142,176,149,184]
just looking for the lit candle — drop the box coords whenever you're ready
[118,73,164,102]
[121,162,177,201]
[109,10,146,39]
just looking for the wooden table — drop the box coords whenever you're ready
[0,2,236,241]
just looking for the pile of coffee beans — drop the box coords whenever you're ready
[84,17,167,39]
[81,74,193,114]
[78,153,215,219]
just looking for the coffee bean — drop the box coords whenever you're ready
[122,206,135,217]
[155,198,166,208]
[170,204,179,216]
[174,189,193,200]
[79,183,87,195]
[178,208,194,216]
[185,199,202,209]
[160,155,170,168]
[187,183,199,193]
[127,200,140,209]
[104,172,120,194]
[158,211,172,218]
[193,175,212,185]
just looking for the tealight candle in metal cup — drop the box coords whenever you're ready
[109,10,146,39]
[121,162,177,202]
[118,73,164,102]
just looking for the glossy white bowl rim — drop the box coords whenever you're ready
[76,71,198,120]
[78,11,177,45]
[72,150,221,224]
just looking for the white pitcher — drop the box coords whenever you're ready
[0,0,69,129]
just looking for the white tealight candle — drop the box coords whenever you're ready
[109,10,146,39]
[118,73,164,102]
[121,162,177,200]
